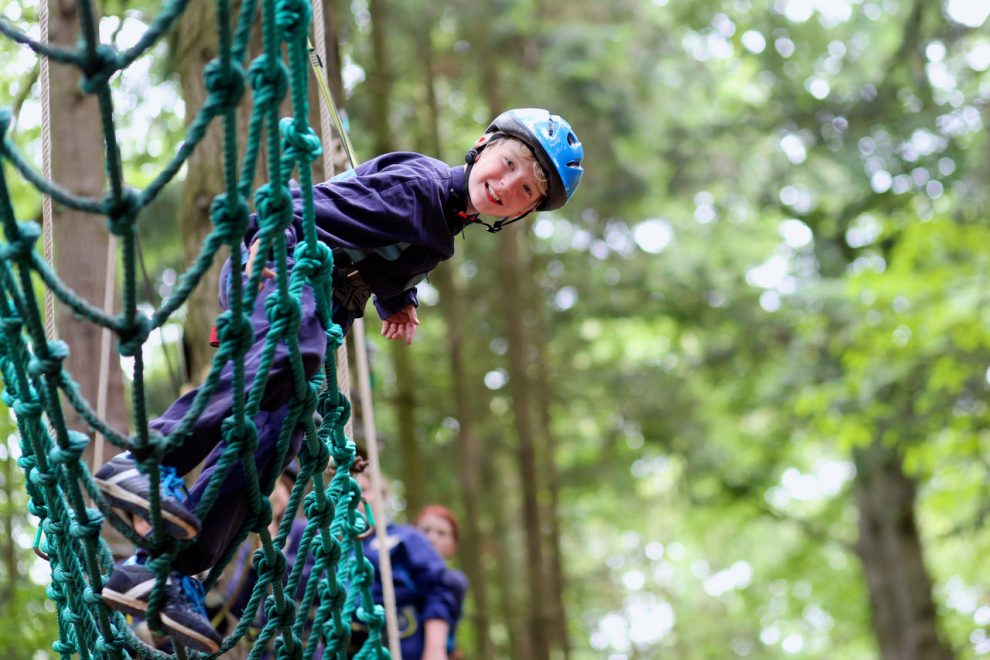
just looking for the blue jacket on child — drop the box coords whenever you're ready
[359,524,461,659]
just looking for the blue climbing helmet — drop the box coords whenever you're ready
[481,108,584,211]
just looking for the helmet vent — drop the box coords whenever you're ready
[567,160,581,168]
[567,131,578,145]
[547,117,556,136]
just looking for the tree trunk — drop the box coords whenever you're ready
[420,32,495,652]
[532,306,570,658]
[391,342,424,512]
[497,228,551,660]
[174,0,238,383]
[468,6,550,654]
[365,0,426,507]
[486,446,533,660]
[432,260,495,659]
[852,441,952,660]
[48,0,127,450]
[367,0,392,158]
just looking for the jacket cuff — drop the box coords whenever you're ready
[373,288,419,319]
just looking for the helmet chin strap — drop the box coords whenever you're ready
[473,213,531,233]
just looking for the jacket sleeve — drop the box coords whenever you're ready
[373,288,419,319]
[400,527,458,625]
[245,157,451,253]
[244,156,454,316]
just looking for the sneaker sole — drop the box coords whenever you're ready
[101,585,150,619]
[95,477,200,540]
[160,611,221,654]
[102,587,220,654]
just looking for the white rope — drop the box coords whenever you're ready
[39,0,116,466]
[307,25,402,658]
[40,0,55,343]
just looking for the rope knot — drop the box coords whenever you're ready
[221,415,258,460]
[93,630,127,655]
[328,438,355,471]
[303,490,330,523]
[105,187,141,236]
[12,399,41,419]
[30,464,56,487]
[49,430,89,467]
[265,291,302,337]
[355,602,386,629]
[16,453,36,472]
[264,592,297,630]
[210,192,250,243]
[274,633,304,660]
[116,313,152,358]
[291,240,332,284]
[53,639,78,655]
[254,546,287,582]
[28,339,69,377]
[321,621,347,654]
[27,500,47,518]
[214,310,254,356]
[275,0,311,37]
[254,182,294,230]
[204,58,246,111]
[320,395,351,433]
[279,117,322,165]
[0,221,41,262]
[69,507,104,539]
[249,55,289,109]
[319,578,346,611]
[80,44,121,94]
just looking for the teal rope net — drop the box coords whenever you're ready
[0,0,387,657]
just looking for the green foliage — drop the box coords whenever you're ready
[0,413,59,658]
[3,0,990,656]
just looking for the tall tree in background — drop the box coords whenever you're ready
[173,0,229,382]
[418,16,495,655]
[47,0,127,444]
[366,0,427,513]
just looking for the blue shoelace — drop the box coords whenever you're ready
[176,573,209,618]
[160,466,191,502]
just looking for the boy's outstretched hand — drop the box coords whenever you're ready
[381,304,419,345]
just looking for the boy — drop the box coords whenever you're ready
[94,108,583,653]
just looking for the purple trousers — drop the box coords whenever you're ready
[152,258,330,575]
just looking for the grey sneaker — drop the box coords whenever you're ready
[94,453,201,540]
[102,562,221,654]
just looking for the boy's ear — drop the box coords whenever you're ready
[465,135,489,165]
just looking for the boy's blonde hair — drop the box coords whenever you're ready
[487,134,549,200]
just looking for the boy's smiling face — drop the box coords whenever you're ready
[466,139,545,218]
